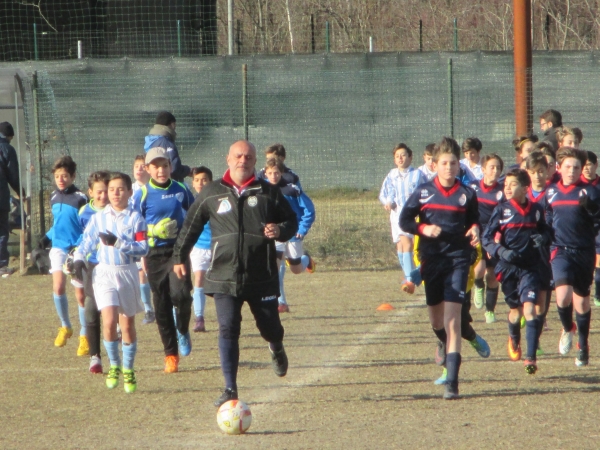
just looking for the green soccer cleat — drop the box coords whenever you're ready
[434,368,448,385]
[536,345,544,357]
[595,298,600,307]
[473,286,484,309]
[106,366,121,389]
[485,311,497,324]
[123,369,137,393]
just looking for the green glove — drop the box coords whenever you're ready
[149,218,179,240]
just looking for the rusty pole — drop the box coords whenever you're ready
[513,0,533,135]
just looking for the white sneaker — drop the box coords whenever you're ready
[473,286,484,309]
[485,311,497,324]
[89,355,103,374]
[559,324,576,355]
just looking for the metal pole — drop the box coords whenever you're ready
[545,13,550,50]
[325,21,330,53]
[33,23,38,60]
[242,64,248,140]
[77,40,83,59]
[513,0,533,135]
[177,20,182,57]
[419,20,423,52]
[14,89,25,271]
[310,14,315,54]
[237,19,242,54]
[32,71,45,236]
[369,36,374,53]
[453,18,458,52]
[448,58,454,138]
[228,0,234,55]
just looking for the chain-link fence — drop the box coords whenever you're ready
[7,51,600,269]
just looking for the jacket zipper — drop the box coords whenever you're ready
[208,242,218,272]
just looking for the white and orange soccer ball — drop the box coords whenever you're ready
[216,399,252,435]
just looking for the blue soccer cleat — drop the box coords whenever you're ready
[469,334,491,358]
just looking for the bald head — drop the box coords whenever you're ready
[227,140,257,185]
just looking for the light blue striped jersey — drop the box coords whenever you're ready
[77,200,105,264]
[74,204,148,265]
[460,158,483,181]
[379,166,427,212]
[418,164,436,181]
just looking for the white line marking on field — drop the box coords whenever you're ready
[255,295,424,405]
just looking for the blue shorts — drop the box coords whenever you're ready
[495,261,540,310]
[421,256,469,306]
[551,247,595,297]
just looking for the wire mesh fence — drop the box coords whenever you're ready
[6,51,600,269]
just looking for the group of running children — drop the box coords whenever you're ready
[40,139,315,395]
[40,106,596,401]
[380,109,600,399]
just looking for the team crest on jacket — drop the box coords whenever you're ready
[496,191,503,200]
[420,189,429,197]
[459,193,466,206]
[217,198,232,214]
[580,189,587,197]
[176,192,184,202]
[248,196,257,207]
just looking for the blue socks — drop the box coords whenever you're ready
[78,306,86,336]
[576,310,591,350]
[278,262,287,305]
[300,254,310,270]
[122,341,137,370]
[557,303,574,332]
[445,352,461,389]
[397,252,414,282]
[402,252,414,282]
[193,287,206,317]
[103,339,121,367]
[140,283,153,313]
[218,336,239,390]
[53,293,71,328]
[525,318,540,360]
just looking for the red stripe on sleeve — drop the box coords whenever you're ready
[135,231,147,242]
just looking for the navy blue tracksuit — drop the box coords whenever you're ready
[545,180,600,296]
[401,178,479,305]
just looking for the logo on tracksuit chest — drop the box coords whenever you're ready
[217,198,232,214]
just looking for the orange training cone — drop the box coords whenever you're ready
[376,303,394,311]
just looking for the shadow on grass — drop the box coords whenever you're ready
[248,430,307,435]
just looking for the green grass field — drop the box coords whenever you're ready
[1,268,600,449]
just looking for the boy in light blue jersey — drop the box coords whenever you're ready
[77,171,110,374]
[74,172,148,393]
[190,166,213,332]
[264,158,316,313]
[132,147,195,373]
[418,144,437,181]
[37,156,88,350]
[379,143,427,294]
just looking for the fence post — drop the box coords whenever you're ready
[77,40,83,59]
[228,0,234,55]
[242,64,248,140]
[453,18,458,52]
[33,23,38,60]
[177,20,182,57]
[369,36,374,53]
[419,20,423,52]
[325,21,330,53]
[447,58,454,138]
[237,19,242,54]
[32,71,45,236]
[310,14,315,54]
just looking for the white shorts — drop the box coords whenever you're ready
[275,240,303,262]
[49,247,84,288]
[92,263,144,317]
[390,209,413,243]
[190,247,212,272]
